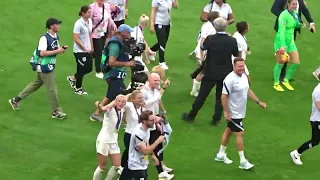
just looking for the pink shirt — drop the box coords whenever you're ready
[90,2,116,39]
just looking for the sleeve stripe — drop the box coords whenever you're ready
[135,135,143,141]
[223,82,230,95]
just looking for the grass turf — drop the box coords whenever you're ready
[0,0,320,179]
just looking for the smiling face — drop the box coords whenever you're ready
[233,58,246,76]
[133,92,145,107]
[114,95,127,110]
[287,0,298,11]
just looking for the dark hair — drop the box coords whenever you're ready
[208,11,220,22]
[236,21,248,34]
[78,5,91,16]
[233,57,245,65]
[139,110,153,123]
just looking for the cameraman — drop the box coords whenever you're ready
[90,24,135,122]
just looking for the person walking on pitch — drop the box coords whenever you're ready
[215,58,266,170]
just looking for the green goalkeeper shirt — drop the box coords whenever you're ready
[275,9,302,47]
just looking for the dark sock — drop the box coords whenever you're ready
[14,97,21,103]
[156,165,164,174]
[297,140,319,154]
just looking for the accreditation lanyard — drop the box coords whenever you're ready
[133,104,143,122]
[115,108,122,130]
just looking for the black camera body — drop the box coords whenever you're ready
[124,37,146,57]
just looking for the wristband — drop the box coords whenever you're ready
[256,101,260,104]
[162,87,166,90]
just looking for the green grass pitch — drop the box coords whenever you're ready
[0,0,320,179]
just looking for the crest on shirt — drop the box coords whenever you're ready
[281,21,286,26]
[51,40,59,50]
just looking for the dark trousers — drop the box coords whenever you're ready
[280,29,298,80]
[189,79,223,122]
[150,24,170,63]
[92,36,107,73]
[297,121,320,154]
[115,20,125,28]
[119,164,148,180]
[121,132,131,167]
[73,52,93,89]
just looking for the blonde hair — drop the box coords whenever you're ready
[115,94,126,101]
[139,14,149,25]
[151,65,165,80]
[128,90,142,102]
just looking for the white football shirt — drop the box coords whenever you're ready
[195,21,216,59]
[232,31,248,60]
[203,2,232,20]
[124,102,143,134]
[97,108,125,143]
[222,71,249,119]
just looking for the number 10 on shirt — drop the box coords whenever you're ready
[117,71,126,79]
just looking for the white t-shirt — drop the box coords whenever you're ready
[97,108,125,143]
[203,2,232,20]
[222,71,249,119]
[124,102,143,134]
[73,18,92,53]
[140,85,161,130]
[310,83,320,122]
[128,123,150,170]
[195,21,216,59]
[106,0,126,21]
[152,0,174,25]
[232,31,248,60]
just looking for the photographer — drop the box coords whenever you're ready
[67,5,93,95]
[90,24,136,122]
[9,18,67,119]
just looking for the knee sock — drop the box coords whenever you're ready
[106,166,122,180]
[297,140,319,154]
[273,63,284,84]
[192,79,201,92]
[156,164,164,174]
[284,63,299,82]
[93,166,104,180]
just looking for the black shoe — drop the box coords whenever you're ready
[212,121,219,126]
[182,112,194,122]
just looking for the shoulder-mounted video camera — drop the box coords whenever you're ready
[124,37,146,57]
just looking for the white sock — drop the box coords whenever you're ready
[93,166,103,180]
[218,145,227,154]
[105,166,120,180]
[238,151,246,162]
[192,79,200,92]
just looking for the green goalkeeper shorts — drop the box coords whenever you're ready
[274,39,297,53]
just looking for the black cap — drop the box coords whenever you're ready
[45,18,62,29]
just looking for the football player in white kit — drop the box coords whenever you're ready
[93,95,127,180]
[190,11,220,97]
[231,21,251,83]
